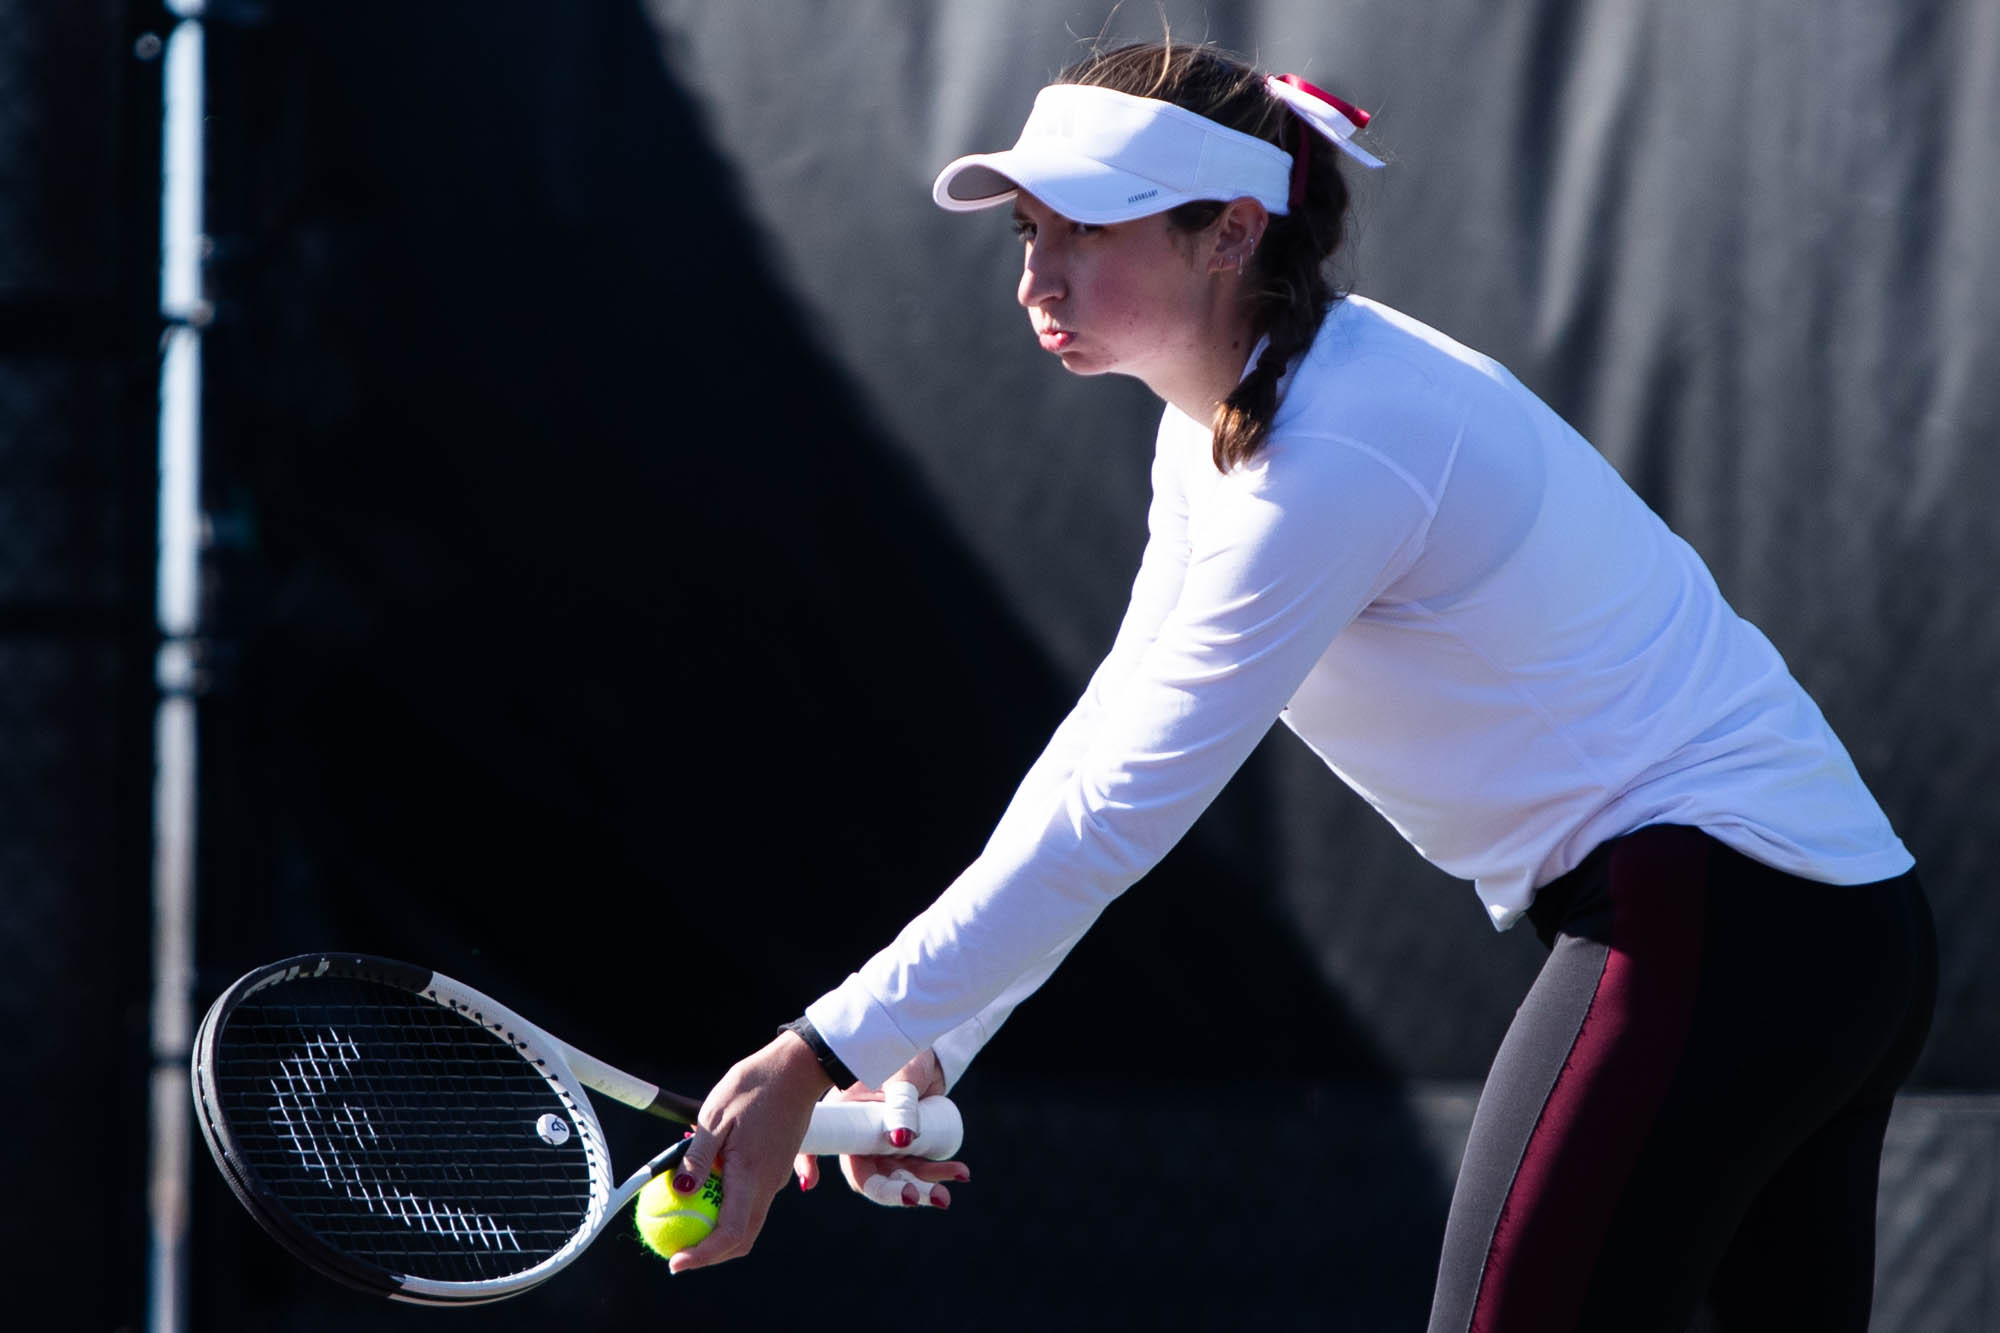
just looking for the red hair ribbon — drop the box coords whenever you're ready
[1276,74,1372,129]
[1271,73,1381,207]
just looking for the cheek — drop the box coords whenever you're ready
[1079,264,1149,326]
[1098,271,1191,346]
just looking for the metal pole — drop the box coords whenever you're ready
[148,6,208,1333]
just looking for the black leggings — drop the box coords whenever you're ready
[1427,825,1936,1333]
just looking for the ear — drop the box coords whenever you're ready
[1206,198,1271,274]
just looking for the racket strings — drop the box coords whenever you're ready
[210,977,604,1283]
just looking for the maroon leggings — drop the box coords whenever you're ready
[1427,826,1935,1333]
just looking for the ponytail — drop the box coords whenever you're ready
[1207,107,1351,471]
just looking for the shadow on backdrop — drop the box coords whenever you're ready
[189,3,1451,1327]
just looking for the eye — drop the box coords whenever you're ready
[1011,217,1102,243]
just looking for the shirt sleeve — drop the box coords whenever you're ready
[876,432,1191,1091]
[807,424,1437,1086]
[927,926,1084,1089]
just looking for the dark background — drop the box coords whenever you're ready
[4,1,1994,1329]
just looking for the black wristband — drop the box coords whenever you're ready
[778,1015,857,1089]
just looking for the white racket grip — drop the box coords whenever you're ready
[801,1094,964,1160]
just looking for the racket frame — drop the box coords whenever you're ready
[192,952,963,1306]
[194,954,659,1304]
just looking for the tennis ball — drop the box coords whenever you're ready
[634,1170,722,1259]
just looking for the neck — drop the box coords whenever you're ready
[1148,298,1262,424]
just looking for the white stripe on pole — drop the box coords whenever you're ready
[149,9,207,1333]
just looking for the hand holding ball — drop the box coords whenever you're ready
[634,1170,722,1259]
[633,1077,963,1265]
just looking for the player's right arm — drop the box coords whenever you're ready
[887,423,1194,1084]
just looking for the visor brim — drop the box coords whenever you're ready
[931,147,1200,225]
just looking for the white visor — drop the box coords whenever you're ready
[932,84,1294,224]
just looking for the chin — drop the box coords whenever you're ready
[1056,354,1115,377]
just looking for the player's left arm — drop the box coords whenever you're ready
[668,1031,832,1274]
[811,437,1436,1087]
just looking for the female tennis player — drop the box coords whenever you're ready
[669,40,1933,1332]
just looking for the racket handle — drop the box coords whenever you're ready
[801,1094,964,1160]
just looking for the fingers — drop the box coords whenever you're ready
[839,1152,970,1207]
[794,1152,820,1192]
[664,1032,831,1274]
[668,1127,793,1274]
[838,1152,970,1190]
[668,1120,740,1280]
[882,1079,919,1150]
[663,1123,738,1274]
[669,1168,777,1274]
[859,1167,952,1209]
[673,1124,719,1200]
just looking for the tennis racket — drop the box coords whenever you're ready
[191,952,964,1305]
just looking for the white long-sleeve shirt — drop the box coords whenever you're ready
[808,296,1913,1087]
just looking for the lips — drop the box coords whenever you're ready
[1037,327,1075,353]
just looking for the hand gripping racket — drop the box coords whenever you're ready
[191,953,963,1305]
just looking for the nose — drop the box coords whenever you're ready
[1017,240,1063,310]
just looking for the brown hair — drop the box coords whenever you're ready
[1056,41,1353,472]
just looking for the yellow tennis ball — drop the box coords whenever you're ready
[634,1170,722,1259]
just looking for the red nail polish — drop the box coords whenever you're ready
[673,1174,697,1194]
[889,1128,913,1148]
